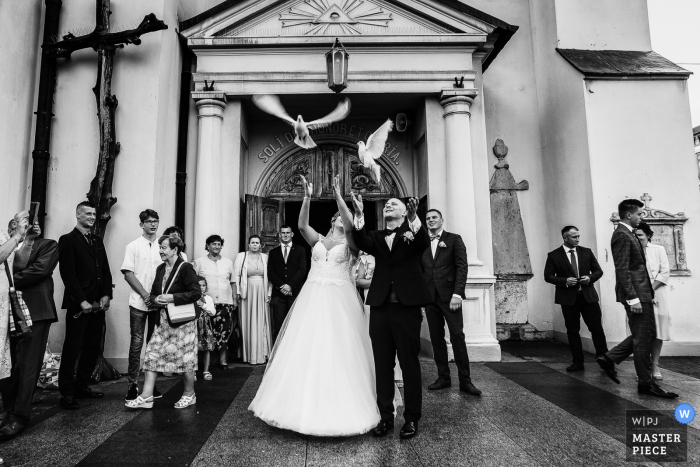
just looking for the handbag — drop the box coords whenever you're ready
[163,262,196,324]
[4,261,32,336]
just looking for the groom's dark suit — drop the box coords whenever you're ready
[352,216,431,423]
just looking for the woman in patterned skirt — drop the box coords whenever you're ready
[196,276,217,380]
[126,235,201,410]
[193,235,236,369]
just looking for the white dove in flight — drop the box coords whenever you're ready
[357,119,393,183]
[252,94,352,149]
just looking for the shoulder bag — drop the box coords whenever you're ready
[164,262,197,324]
[4,261,32,336]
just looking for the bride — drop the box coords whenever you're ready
[248,175,380,436]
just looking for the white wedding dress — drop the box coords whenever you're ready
[249,235,380,436]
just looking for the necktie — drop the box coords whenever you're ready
[283,245,288,262]
[569,249,579,278]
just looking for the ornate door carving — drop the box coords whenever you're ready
[259,143,404,200]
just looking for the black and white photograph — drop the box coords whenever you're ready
[0,0,698,465]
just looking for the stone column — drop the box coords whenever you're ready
[439,89,500,362]
[193,93,227,256]
[440,90,482,266]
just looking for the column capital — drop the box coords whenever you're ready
[439,89,478,117]
[194,92,227,119]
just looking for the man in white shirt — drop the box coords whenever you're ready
[121,209,163,401]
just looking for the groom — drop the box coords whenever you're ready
[351,195,432,440]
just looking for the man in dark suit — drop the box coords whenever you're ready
[0,215,58,439]
[57,201,113,409]
[351,195,431,440]
[267,225,307,342]
[544,225,608,372]
[421,209,480,396]
[597,199,678,398]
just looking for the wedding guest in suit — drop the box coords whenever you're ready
[193,235,236,369]
[0,215,57,439]
[421,209,480,395]
[268,225,307,343]
[351,195,431,440]
[234,235,272,364]
[597,199,678,398]
[544,225,608,372]
[57,201,113,410]
[125,235,202,410]
[635,222,671,380]
[121,209,163,401]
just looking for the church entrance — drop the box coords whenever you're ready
[245,140,406,254]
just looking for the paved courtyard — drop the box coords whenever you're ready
[0,342,697,466]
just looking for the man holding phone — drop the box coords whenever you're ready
[544,226,608,372]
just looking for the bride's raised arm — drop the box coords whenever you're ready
[333,175,359,254]
[298,175,320,247]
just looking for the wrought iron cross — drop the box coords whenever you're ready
[44,0,167,238]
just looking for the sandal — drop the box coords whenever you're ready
[174,393,196,409]
[203,371,212,381]
[125,395,154,409]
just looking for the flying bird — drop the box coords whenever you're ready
[357,119,393,183]
[252,94,351,149]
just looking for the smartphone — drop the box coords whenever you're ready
[28,201,40,225]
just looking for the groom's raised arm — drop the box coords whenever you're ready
[351,214,378,256]
[407,217,431,252]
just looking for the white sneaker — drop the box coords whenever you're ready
[174,393,196,409]
[125,395,154,409]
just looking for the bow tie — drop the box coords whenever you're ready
[384,227,398,237]
[430,235,440,241]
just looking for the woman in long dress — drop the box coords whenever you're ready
[233,235,272,365]
[635,222,671,380]
[0,215,29,379]
[249,175,380,436]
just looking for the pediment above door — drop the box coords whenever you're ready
[181,0,517,69]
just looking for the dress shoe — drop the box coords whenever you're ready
[0,421,26,440]
[219,363,228,370]
[596,356,620,384]
[75,387,104,399]
[428,378,451,390]
[638,384,679,399]
[566,363,585,372]
[60,396,80,410]
[371,420,394,437]
[459,382,482,396]
[399,421,418,440]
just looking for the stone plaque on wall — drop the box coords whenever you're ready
[610,193,690,276]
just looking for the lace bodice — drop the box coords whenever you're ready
[306,235,356,286]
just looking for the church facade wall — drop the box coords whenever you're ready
[0,0,43,225]
[585,78,700,352]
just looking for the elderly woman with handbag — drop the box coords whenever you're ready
[0,215,30,379]
[126,235,201,410]
[233,235,272,365]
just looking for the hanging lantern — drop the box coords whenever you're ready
[325,38,349,93]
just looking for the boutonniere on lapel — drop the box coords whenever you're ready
[402,231,415,243]
[438,241,447,248]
